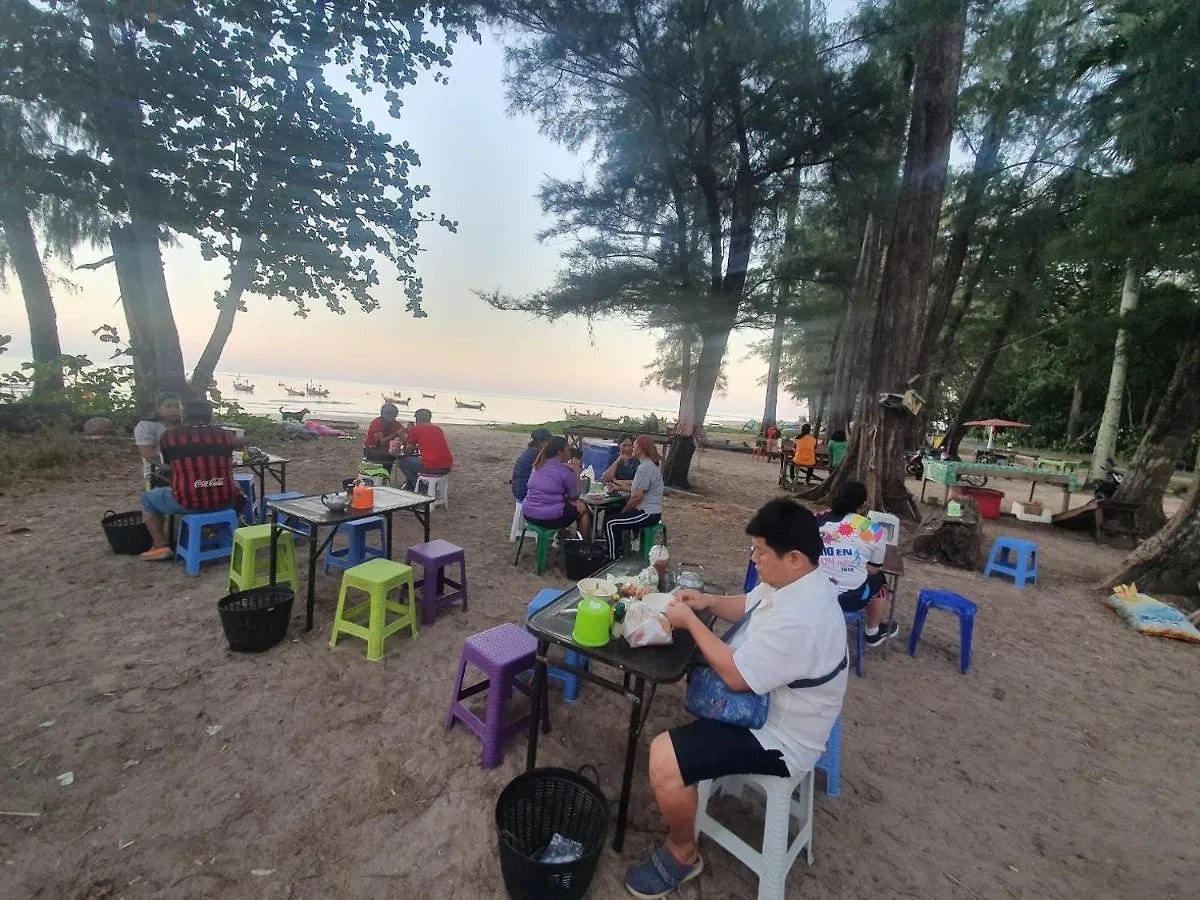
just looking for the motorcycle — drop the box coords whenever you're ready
[1090,460,1123,500]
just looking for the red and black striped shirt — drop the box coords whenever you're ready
[160,425,238,511]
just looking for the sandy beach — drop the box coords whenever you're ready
[0,425,1195,899]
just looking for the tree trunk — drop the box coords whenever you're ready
[812,391,828,437]
[760,295,786,432]
[110,224,156,409]
[1111,336,1200,534]
[822,6,967,517]
[943,248,1036,457]
[1104,475,1200,596]
[1091,259,1141,479]
[0,203,62,393]
[1067,375,1085,445]
[827,213,883,433]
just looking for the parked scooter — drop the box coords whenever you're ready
[1091,459,1124,500]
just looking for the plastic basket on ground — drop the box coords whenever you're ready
[495,765,609,900]
[101,509,153,555]
[217,586,294,653]
[563,540,609,581]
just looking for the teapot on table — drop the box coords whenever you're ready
[321,492,349,513]
[350,477,375,511]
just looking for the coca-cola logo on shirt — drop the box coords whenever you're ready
[194,477,226,488]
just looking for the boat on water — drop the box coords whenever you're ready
[455,398,486,410]
[421,392,437,399]
[232,376,254,393]
[282,384,307,397]
[382,393,411,406]
[565,407,604,419]
[306,382,330,398]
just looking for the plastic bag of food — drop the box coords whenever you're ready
[623,601,673,648]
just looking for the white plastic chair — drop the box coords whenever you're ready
[508,502,527,542]
[694,768,815,900]
[867,510,900,546]
[415,473,449,510]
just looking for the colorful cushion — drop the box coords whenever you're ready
[1105,585,1200,644]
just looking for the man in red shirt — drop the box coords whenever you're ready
[140,400,242,561]
[395,408,453,490]
[363,402,407,463]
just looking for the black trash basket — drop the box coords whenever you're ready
[496,765,609,900]
[563,540,609,581]
[101,509,153,555]
[217,586,294,653]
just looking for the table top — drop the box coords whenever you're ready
[579,490,627,508]
[526,558,719,684]
[266,486,431,526]
[238,453,289,467]
[922,458,1078,491]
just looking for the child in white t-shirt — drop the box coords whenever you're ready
[817,480,898,646]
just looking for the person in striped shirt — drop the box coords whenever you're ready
[139,400,244,561]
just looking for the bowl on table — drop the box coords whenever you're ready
[576,577,618,600]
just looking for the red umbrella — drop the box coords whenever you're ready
[963,418,1030,428]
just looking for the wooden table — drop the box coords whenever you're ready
[920,459,1079,512]
[266,487,434,631]
[525,559,720,852]
[564,425,671,454]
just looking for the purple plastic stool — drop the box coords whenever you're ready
[406,539,469,625]
[446,624,550,768]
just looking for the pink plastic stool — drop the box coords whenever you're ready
[406,539,469,625]
[446,624,549,768]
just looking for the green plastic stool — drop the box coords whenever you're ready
[513,522,560,576]
[357,462,391,486]
[329,558,419,661]
[638,522,667,561]
[228,524,298,592]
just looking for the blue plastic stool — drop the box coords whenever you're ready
[982,537,1038,588]
[261,490,303,525]
[843,609,865,678]
[233,473,258,524]
[743,556,759,593]
[908,590,977,673]
[815,717,842,797]
[175,508,240,576]
[526,588,590,703]
[325,516,387,573]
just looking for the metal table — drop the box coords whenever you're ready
[525,559,719,852]
[579,491,626,542]
[266,486,434,631]
[236,453,289,500]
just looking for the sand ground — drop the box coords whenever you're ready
[0,426,1195,899]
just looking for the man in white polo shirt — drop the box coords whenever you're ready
[625,498,847,899]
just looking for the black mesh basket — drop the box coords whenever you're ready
[101,509,153,555]
[563,541,609,581]
[495,765,609,900]
[217,587,294,653]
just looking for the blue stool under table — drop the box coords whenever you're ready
[815,717,842,797]
[908,590,977,674]
[262,490,304,528]
[982,537,1038,588]
[175,508,240,576]
[233,473,258,524]
[526,588,590,703]
[843,609,865,678]
[325,516,387,573]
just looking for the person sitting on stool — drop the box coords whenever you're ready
[395,408,453,491]
[604,435,664,559]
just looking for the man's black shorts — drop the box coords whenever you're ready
[669,718,790,786]
[838,570,886,613]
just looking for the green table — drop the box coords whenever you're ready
[921,459,1079,512]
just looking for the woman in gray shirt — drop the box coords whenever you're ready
[133,392,182,486]
[604,435,664,558]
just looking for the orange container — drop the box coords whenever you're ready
[350,481,375,511]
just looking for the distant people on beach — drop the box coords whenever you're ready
[601,433,639,491]
[396,408,453,490]
[133,391,183,487]
[792,423,817,484]
[521,435,590,537]
[139,400,246,562]
[827,428,848,470]
[511,428,552,502]
[363,403,408,464]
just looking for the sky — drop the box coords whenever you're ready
[0,26,810,421]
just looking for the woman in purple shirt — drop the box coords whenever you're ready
[521,435,591,537]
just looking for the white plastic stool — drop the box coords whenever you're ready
[415,473,449,510]
[509,502,558,547]
[867,510,900,546]
[695,768,815,900]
